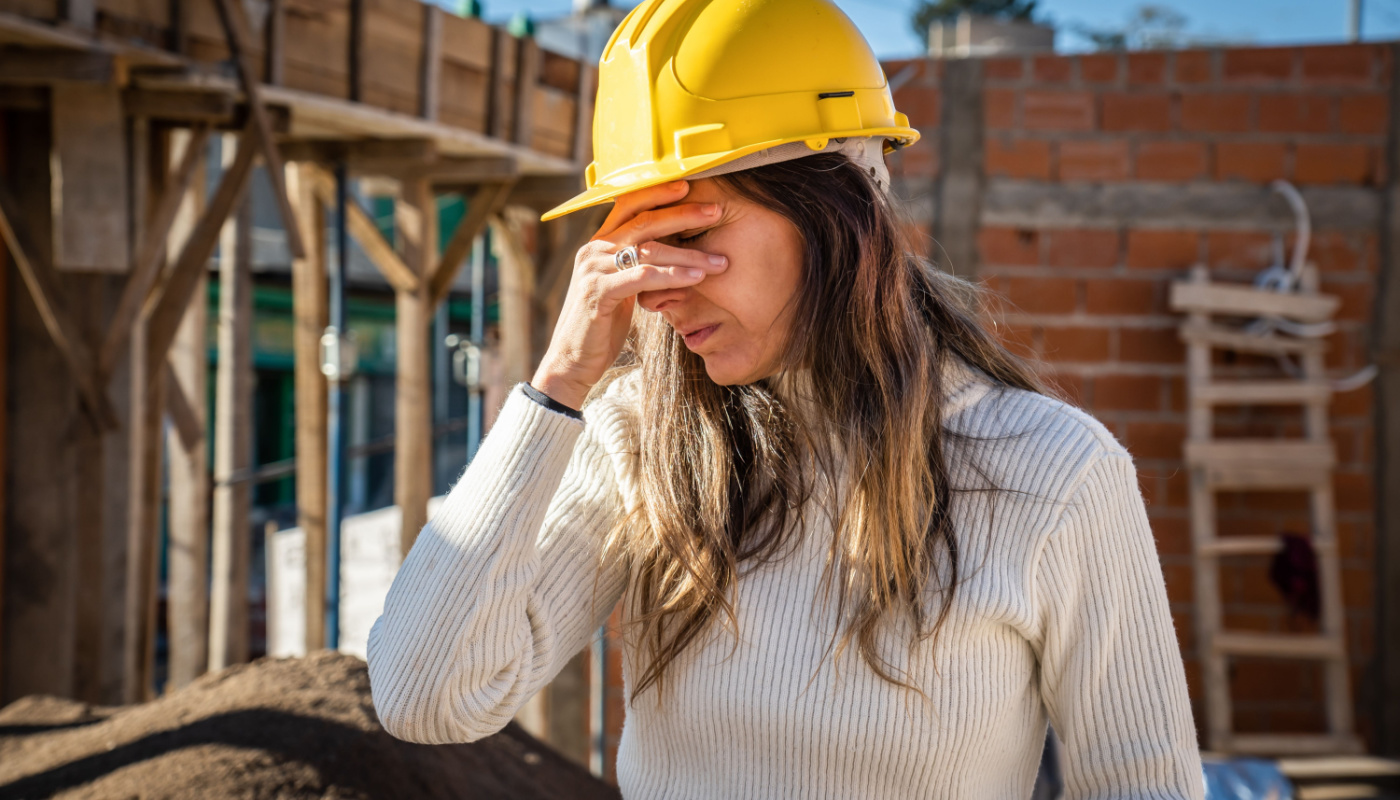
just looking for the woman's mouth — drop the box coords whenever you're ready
[682,324,719,349]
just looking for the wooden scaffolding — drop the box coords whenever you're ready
[0,0,603,722]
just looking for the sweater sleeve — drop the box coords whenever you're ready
[365,383,630,744]
[1032,450,1205,800]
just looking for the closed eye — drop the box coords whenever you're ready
[674,230,708,246]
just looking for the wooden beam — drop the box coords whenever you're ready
[165,274,209,689]
[0,85,46,110]
[265,0,286,86]
[414,155,518,186]
[0,49,114,84]
[428,180,515,307]
[209,189,253,670]
[487,27,512,141]
[51,83,129,273]
[101,125,208,382]
[287,162,328,652]
[280,138,437,173]
[211,0,306,259]
[124,89,234,123]
[145,123,258,389]
[0,179,117,429]
[71,279,105,706]
[61,0,96,30]
[490,210,536,386]
[513,36,540,147]
[420,5,441,122]
[396,177,435,556]
[540,205,606,318]
[349,0,367,104]
[573,64,596,165]
[307,166,419,293]
[502,173,585,214]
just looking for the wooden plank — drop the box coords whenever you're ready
[1228,734,1367,757]
[280,136,437,172]
[490,209,534,386]
[134,364,164,701]
[1179,320,1328,356]
[1376,39,1400,763]
[100,125,208,382]
[71,278,105,705]
[1200,535,1338,557]
[359,0,424,116]
[527,85,575,160]
[144,123,257,384]
[428,179,514,307]
[281,0,350,99]
[487,27,515,141]
[1193,380,1333,406]
[165,273,209,689]
[573,63,595,165]
[1170,279,1340,323]
[1185,439,1336,466]
[512,35,539,147]
[0,177,117,429]
[395,176,434,556]
[306,165,418,293]
[124,89,235,122]
[418,3,439,121]
[1279,757,1400,779]
[51,84,128,272]
[265,0,285,85]
[208,189,252,670]
[287,161,328,651]
[0,48,115,83]
[1214,631,1344,658]
[212,0,307,259]
[416,154,517,185]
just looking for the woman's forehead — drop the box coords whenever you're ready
[659,177,728,208]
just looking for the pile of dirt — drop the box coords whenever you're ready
[0,650,620,800]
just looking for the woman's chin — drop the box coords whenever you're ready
[701,355,766,387]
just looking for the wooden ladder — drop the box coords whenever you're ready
[1169,264,1362,757]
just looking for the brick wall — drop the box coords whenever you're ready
[886,42,1389,750]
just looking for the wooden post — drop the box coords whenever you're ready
[288,162,329,651]
[209,186,254,670]
[166,270,209,688]
[396,177,435,556]
[72,274,107,705]
[490,210,536,386]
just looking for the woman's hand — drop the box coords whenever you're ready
[530,180,729,410]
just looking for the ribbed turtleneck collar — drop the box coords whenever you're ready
[763,352,992,423]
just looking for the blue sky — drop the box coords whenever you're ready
[436,0,1400,60]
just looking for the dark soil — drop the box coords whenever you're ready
[0,650,621,800]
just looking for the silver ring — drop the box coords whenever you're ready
[613,244,640,271]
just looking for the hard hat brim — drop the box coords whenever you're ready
[539,125,920,223]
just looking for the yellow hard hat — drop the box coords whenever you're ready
[539,0,921,222]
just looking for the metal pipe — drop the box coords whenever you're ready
[325,161,351,650]
[1350,0,1363,42]
[590,626,608,778]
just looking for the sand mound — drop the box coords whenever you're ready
[0,650,620,800]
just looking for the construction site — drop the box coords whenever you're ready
[1,0,1400,797]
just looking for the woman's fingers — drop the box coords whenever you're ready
[595,264,711,304]
[635,240,727,271]
[610,202,720,245]
[595,179,690,239]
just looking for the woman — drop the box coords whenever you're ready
[366,0,1205,797]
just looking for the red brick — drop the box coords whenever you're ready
[1319,279,1372,321]
[1057,139,1130,181]
[1079,53,1119,83]
[1048,372,1087,406]
[1120,327,1185,364]
[1093,374,1161,411]
[1022,90,1096,131]
[1294,143,1376,185]
[1223,47,1297,83]
[1301,44,1377,86]
[1180,93,1252,132]
[978,226,1041,266]
[984,57,1024,81]
[1001,276,1076,314]
[1127,52,1167,85]
[1256,94,1333,133]
[1042,327,1110,362]
[892,139,939,179]
[1102,92,1172,132]
[1174,51,1214,84]
[1126,230,1200,269]
[1046,228,1121,268]
[1034,55,1073,83]
[984,89,1016,129]
[893,87,941,127]
[1124,421,1186,460]
[1207,231,1273,270]
[1215,141,1289,182]
[1085,279,1158,315]
[1136,140,1207,182]
[1311,232,1375,274]
[1338,93,1389,135]
[985,137,1052,180]
[994,322,1037,357]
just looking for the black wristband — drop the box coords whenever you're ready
[521,382,584,420]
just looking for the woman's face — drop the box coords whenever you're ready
[637,178,805,385]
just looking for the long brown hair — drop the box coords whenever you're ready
[592,151,1046,701]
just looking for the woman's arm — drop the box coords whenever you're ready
[365,383,629,744]
[1033,449,1206,800]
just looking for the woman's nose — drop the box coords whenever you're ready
[637,287,687,313]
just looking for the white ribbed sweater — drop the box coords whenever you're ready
[366,359,1205,800]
